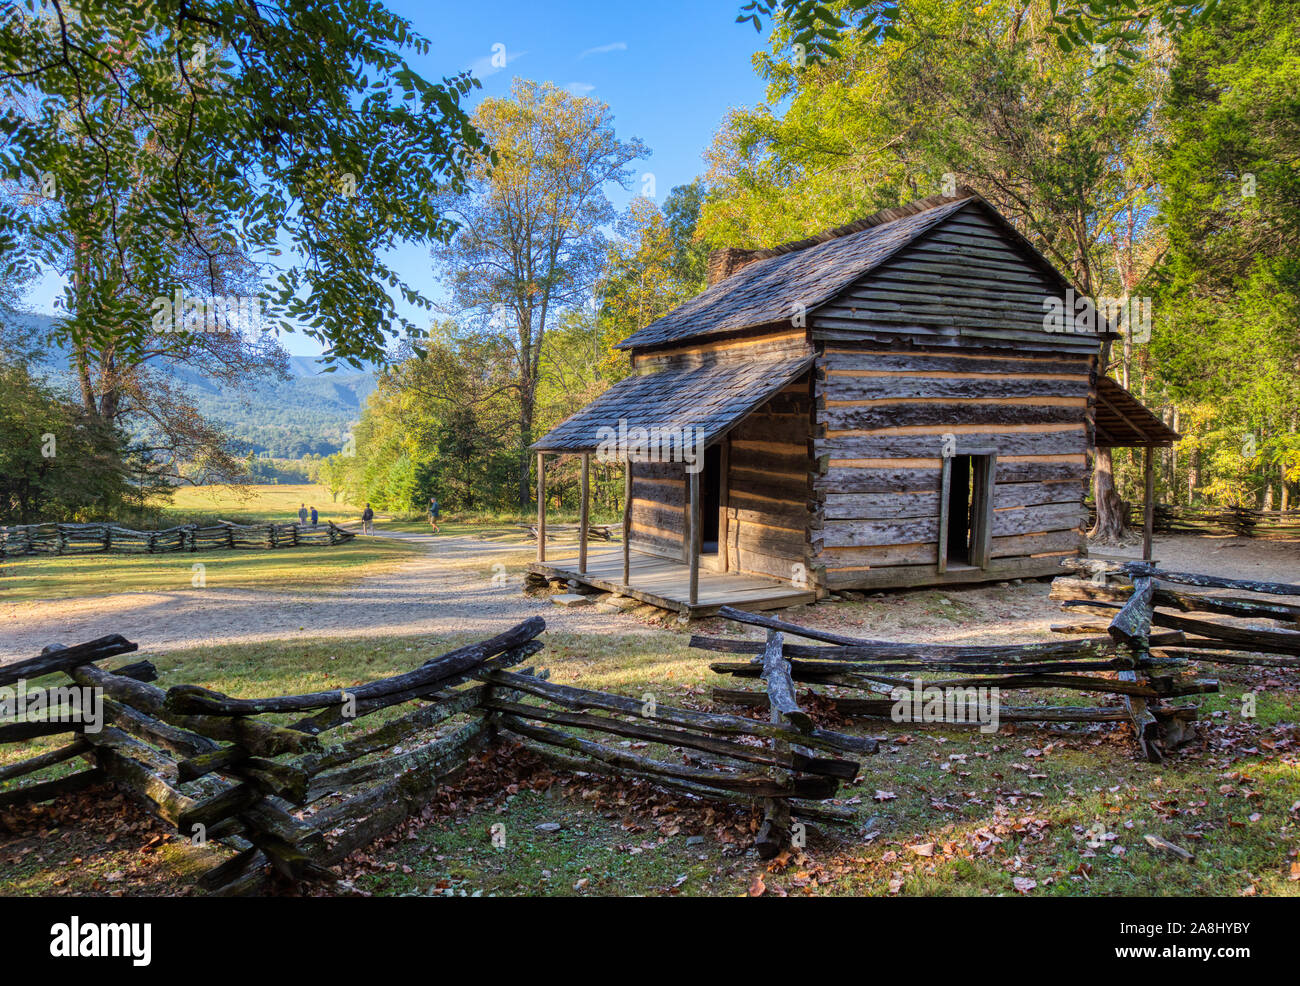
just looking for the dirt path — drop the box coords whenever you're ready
[2,532,1293,664]
[0,532,654,663]
[1091,533,1300,583]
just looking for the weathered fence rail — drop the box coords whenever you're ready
[0,520,355,558]
[1085,502,1300,539]
[0,616,871,891]
[1052,562,1300,670]
[696,601,1216,765]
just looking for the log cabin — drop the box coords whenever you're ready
[529,190,1178,616]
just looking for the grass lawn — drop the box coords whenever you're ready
[3,620,1297,897]
[164,483,361,526]
[0,538,427,603]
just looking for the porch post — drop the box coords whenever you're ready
[578,452,590,575]
[536,452,546,564]
[1142,444,1155,563]
[688,467,700,607]
[622,454,631,587]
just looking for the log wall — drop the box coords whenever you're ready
[807,206,1098,590]
[724,378,813,581]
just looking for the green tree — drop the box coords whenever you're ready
[1151,0,1300,509]
[737,0,1212,69]
[434,79,646,509]
[318,453,347,502]
[0,360,127,523]
[0,0,488,367]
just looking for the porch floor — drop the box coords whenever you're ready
[528,547,816,617]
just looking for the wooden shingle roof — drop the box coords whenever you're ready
[1094,377,1180,447]
[616,196,974,350]
[532,352,813,452]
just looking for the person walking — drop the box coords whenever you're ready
[427,496,440,533]
[361,503,374,535]
[310,505,319,526]
[298,503,308,526]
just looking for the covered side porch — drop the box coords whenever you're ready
[528,352,816,617]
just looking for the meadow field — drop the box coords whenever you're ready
[0,485,420,602]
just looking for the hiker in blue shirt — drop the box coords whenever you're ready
[428,496,440,533]
[310,506,318,526]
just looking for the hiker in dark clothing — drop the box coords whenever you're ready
[361,503,374,535]
[428,496,440,533]
[310,506,318,526]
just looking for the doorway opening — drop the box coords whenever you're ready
[945,455,974,567]
[699,444,721,557]
[940,453,995,572]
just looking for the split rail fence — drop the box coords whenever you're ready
[1085,503,1300,540]
[0,520,355,558]
[0,617,873,892]
[695,600,1218,764]
[1051,562,1300,731]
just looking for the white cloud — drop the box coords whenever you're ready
[565,82,596,96]
[578,41,627,59]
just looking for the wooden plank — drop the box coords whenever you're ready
[824,401,1081,431]
[820,376,1090,401]
[536,452,546,564]
[991,502,1087,536]
[1123,563,1300,598]
[993,480,1085,509]
[530,549,816,614]
[1143,446,1155,563]
[623,456,631,586]
[820,349,1090,377]
[823,553,1069,589]
[823,491,942,520]
[996,458,1088,483]
[971,455,996,568]
[688,470,700,607]
[937,456,953,574]
[815,466,941,493]
[821,430,1087,459]
[578,452,590,575]
[989,529,1083,558]
[819,516,940,548]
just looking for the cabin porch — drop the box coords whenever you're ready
[528,546,815,617]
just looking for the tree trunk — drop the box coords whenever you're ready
[1090,340,1127,542]
[1090,447,1127,542]
[518,385,535,512]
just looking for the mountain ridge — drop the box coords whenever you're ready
[5,312,376,458]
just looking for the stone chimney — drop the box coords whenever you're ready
[706,247,762,287]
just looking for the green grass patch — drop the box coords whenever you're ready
[0,537,427,602]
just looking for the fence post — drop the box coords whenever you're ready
[757,629,793,859]
[1109,576,1162,763]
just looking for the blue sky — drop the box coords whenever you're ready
[30,0,772,359]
